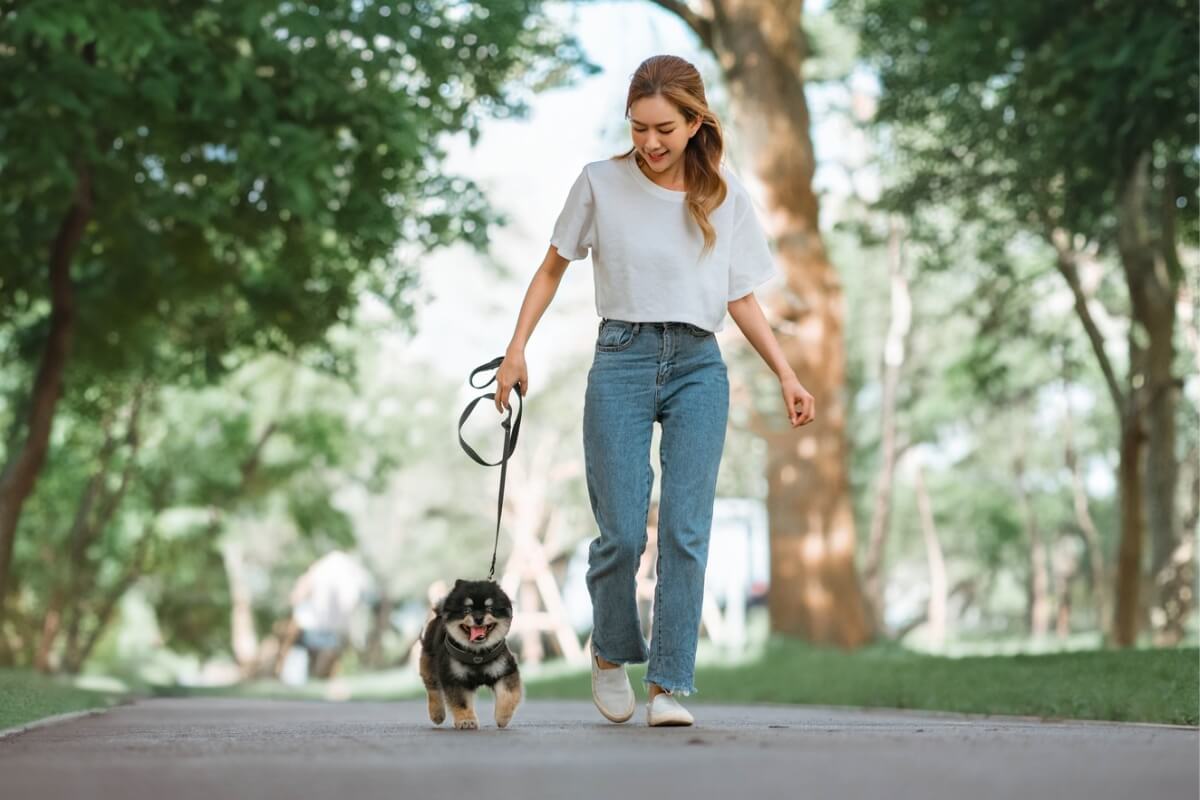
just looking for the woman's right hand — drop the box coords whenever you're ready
[495,348,528,413]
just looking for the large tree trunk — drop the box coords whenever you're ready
[1113,420,1148,646]
[1115,152,1183,646]
[1047,221,1154,649]
[862,215,912,633]
[652,0,873,646]
[0,156,91,645]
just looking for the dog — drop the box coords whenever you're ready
[419,578,522,729]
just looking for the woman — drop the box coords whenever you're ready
[494,55,815,727]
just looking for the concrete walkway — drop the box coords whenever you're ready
[1,698,1195,799]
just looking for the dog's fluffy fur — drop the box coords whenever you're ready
[419,579,522,729]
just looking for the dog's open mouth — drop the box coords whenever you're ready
[460,622,496,642]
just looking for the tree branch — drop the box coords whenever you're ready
[646,0,716,49]
[1047,229,1125,416]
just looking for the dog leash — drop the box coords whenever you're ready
[457,355,523,582]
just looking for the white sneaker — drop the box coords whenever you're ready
[647,692,694,727]
[587,634,635,723]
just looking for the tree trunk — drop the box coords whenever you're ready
[60,394,144,669]
[1061,375,1109,638]
[0,157,91,642]
[652,0,873,646]
[1046,221,1153,649]
[1113,418,1147,647]
[222,540,261,675]
[862,216,912,633]
[912,454,947,649]
[63,531,153,674]
[1013,398,1052,639]
[1115,152,1181,646]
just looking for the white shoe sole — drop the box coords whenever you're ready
[647,711,694,726]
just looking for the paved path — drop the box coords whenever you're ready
[1,698,1195,799]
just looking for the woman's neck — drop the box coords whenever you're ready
[638,154,687,192]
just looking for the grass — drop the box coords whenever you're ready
[6,625,1197,729]
[522,637,1199,726]
[0,668,126,732]
[145,636,1198,727]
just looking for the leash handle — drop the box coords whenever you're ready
[458,356,523,582]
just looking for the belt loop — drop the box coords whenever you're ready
[632,322,640,334]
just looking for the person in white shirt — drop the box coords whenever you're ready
[496,54,814,727]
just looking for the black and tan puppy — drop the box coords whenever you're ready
[419,579,522,729]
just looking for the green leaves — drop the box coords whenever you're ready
[0,0,599,671]
[1,0,595,383]
[835,0,1198,239]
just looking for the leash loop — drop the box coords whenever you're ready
[457,356,523,582]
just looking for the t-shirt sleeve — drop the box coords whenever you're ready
[549,166,595,261]
[727,187,777,301]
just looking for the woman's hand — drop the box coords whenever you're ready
[495,348,528,413]
[781,374,815,428]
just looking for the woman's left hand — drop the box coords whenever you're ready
[780,374,815,428]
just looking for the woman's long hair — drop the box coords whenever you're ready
[614,55,727,257]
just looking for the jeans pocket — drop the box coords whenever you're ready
[596,319,637,352]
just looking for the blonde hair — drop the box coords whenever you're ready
[612,54,728,258]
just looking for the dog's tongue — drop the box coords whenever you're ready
[470,626,488,642]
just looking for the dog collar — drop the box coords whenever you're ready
[444,633,506,665]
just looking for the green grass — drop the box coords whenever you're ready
[9,636,1197,730]
[151,638,1198,726]
[0,668,126,732]
[523,638,1200,726]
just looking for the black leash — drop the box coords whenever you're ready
[457,356,523,583]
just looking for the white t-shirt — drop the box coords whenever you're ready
[549,154,778,333]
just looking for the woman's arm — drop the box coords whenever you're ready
[728,294,815,428]
[495,245,571,412]
[507,245,570,354]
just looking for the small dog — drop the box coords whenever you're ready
[419,578,522,729]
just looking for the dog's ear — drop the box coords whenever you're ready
[454,579,466,588]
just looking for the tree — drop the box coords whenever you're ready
[0,0,598,638]
[837,0,1198,645]
[644,0,874,647]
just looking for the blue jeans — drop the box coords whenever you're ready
[583,318,729,696]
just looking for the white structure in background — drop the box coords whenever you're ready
[280,550,375,685]
[561,497,769,652]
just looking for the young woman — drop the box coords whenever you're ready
[494,55,815,727]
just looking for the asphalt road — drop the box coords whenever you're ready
[1,698,1195,799]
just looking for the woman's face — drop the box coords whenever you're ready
[628,94,700,173]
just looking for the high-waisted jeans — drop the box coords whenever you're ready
[583,318,729,696]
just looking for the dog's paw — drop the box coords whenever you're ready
[496,714,512,728]
[429,710,445,725]
[454,718,479,730]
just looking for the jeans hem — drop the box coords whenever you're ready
[591,638,649,667]
[643,676,698,697]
